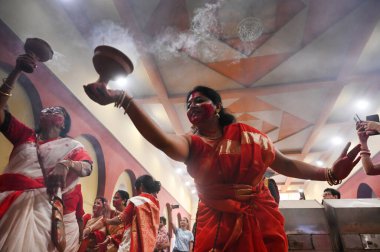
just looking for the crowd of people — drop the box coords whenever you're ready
[0,46,379,251]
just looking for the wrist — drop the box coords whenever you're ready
[59,160,72,171]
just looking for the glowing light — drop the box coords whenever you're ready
[331,136,343,145]
[185,181,191,186]
[176,168,184,174]
[355,100,369,110]
[316,160,324,167]
[191,189,197,194]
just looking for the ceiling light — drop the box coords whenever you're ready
[355,100,369,110]
[331,136,343,145]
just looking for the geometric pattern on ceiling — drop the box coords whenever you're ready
[2,0,380,194]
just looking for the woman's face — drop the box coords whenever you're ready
[93,198,104,215]
[186,92,217,125]
[39,107,65,132]
[180,218,189,229]
[112,192,123,209]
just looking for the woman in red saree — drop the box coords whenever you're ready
[98,190,130,252]
[84,175,160,252]
[84,84,361,251]
[78,196,108,252]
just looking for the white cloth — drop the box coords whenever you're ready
[63,211,80,252]
[0,138,84,251]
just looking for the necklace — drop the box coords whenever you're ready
[198,131,222,140]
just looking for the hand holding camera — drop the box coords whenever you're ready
[355,114,380,136]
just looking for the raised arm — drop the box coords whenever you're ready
[357,122,380,175]
[83,82,190,162]
[271,142,361,183]
[0,55,36,125]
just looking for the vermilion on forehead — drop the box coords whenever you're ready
[187,91,207,102]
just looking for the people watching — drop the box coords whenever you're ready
[0,54,93,251]
[84,83,360,251]
[356,120,380,175]
[154,216,170,252]
[79,196,109,252]
[84,175,161,252]
[323,188,341,199]
[168,206,194,252]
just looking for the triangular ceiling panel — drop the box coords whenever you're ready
[274,126,314,151]
[143,0,190,36]
[221,0,305,56]
[355,19,380,74]
[278,112,312,140]
[267,128,280,142]
[236,113,258,121]
[257,87,333,123]
[207,53,290,86]
[253,6,307,56]
[254,3,370,86]
[250,110,283,127]
[302,0,362,45]
[156,53,244,95]
[261,121,278,134]
[227,96,278,113]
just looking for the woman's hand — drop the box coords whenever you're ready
[364,121,380,135]
[83,227,92,239]
[356,123,369,144]
[46,161,69,196]
[15,54,37,72]
[83,82,121,105]
[331,142,361,180]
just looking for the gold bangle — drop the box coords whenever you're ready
[0,90,12,97]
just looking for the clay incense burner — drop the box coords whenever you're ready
[21,38,54,73]
[91,45,134,84]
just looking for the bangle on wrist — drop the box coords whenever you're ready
[325,168,342,186]
[360,150,371,156]
[60,160,71,171]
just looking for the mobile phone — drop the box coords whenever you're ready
[366,114,379,122]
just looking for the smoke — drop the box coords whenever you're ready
[148,0,227,62]
[86,0,259,64]
[89,20,140,66]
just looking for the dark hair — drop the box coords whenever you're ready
[116,190,130,201]
[160,216,167,225]
[324,188,341,199]
[186,86,236,127]
[59,106,71,137]
[135,175,161,194]
[95,196,108,205]
[116,190,130,206]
